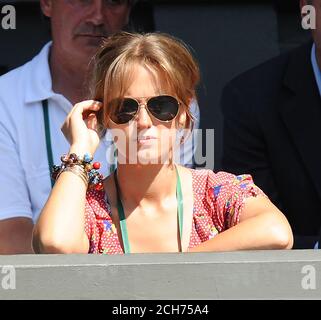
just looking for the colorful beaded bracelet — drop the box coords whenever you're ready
[51,152,104,191]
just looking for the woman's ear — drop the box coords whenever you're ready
[94,106,109,138]
[178,111,187,129]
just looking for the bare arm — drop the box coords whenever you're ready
[0,218,34,254]
[32,100,102,254]
[189,196,293,252]
[32,166,90,254]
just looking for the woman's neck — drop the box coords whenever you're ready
[116,164,177,206]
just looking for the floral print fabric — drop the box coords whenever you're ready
[84,169,266,254]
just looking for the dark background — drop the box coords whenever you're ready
[0,0,311,170]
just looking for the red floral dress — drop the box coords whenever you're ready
[84,169,266,254]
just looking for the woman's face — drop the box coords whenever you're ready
[107,64,182,165]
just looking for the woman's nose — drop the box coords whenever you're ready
[136,105,152,128]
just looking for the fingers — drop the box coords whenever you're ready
[71,100,102,119]
[86,112,98,131]
[61,100,102,131]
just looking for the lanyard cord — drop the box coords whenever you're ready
[114,169,130,254]
[42,100,54,188]
[114,166,184,254]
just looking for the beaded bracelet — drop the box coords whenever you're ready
[60,165,89,186]
[51,152,104,191]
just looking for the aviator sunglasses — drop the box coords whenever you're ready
[108,95,180,124]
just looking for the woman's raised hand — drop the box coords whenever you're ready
[61,100,103,156]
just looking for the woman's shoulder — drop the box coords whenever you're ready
[189,168,255,192]
[190,169,266,230]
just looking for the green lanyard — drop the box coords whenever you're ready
[114,166,184,254]
[42,100,55,188]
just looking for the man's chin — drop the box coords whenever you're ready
[73,41,105,63]
[76,35,106,49]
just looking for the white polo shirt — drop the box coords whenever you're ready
[0,42,200,223]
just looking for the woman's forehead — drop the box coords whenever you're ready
[124,66,163,94]
[111,63,175,97]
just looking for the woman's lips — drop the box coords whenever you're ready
[137,136,157,145]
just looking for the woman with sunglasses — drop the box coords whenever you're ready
[32,32,293,254]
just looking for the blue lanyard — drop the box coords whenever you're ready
[114,166,184,254]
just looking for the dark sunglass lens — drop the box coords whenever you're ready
[110,98,138,124]
[148,96,179,121]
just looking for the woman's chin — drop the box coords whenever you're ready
[135,150,170,165]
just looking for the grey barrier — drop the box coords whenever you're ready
[0,250,320,300]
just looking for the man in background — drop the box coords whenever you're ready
[221,0,321,248]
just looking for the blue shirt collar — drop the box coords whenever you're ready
[311,43,321,96]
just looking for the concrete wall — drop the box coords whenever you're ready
[0,250,321,299]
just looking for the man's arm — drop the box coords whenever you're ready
[0,101,34,254]
[0,218,34,254]
[221,82,281,207]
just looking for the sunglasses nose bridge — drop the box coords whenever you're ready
[135,98,154,116]
[134,102,153,126]
[138,104,147,110]
[134,103,148,117]
[136,98,149,109]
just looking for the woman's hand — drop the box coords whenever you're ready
[61,100,103,156]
